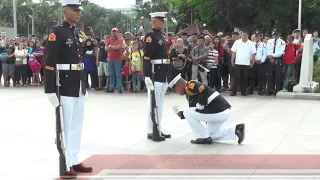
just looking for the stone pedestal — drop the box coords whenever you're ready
[293,34,320,92]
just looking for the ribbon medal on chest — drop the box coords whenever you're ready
[78,34,84,42]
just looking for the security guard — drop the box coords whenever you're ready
[266,30,286,95]
[44,0,92,178]
[144,12,171,141]
[248,32,267,95]
[168,74,245,144]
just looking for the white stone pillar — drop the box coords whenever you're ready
[293,34,319,92]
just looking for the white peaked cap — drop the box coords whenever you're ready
[150,12,167,18]
[168,73,182,88]
[61,0,82,6]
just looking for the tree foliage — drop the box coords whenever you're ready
[165,0,320,35]
[0,0,134,37]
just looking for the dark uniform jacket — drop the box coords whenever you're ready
[44,21,86,97]
[143,28,169,83]
[185,80,231,114]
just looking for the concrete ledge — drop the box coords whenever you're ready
[276,91,320,100]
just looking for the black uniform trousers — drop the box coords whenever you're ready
[266,57,282,93]
[232,64,249,94]
[249,62,267,92]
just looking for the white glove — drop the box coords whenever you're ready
[172,105,180,114]
[46,93,59,108]
[196,103,204,110]
[85,91,88,101]
[144,77,154,91]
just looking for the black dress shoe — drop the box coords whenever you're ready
[235,124,245,144]
[147,133,166,141]
[230,92,236,96]
[241,92,247,96]
[191,137,213,144]
[266,92,273,96]
[161,132,171,138]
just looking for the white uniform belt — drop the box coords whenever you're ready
[151,59,170,64]
[56,63,84,71]
[207,91,220,104]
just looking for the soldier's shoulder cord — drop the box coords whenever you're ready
[78,29,88,41]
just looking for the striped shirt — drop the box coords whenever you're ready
[207,49,219,68]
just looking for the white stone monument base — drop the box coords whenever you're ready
[293,81,319,92]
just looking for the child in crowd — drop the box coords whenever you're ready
[122,60,131,93]
[27,46,42,86]
[129,41,143,93]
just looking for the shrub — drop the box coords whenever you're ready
[314,62,320,84]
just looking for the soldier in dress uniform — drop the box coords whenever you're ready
[168,74,245,144]
[144,12,171,141]
[44,0,92,178]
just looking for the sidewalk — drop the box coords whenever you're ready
[0,87,320,179]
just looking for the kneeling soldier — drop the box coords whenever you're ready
[168,74,245,144]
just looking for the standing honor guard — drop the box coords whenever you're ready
[144,12,171,141]
[168,74,245,145]
[44,0,93,179]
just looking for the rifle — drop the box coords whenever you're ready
[187,58,210,72]
[150,63,161,141]
[55,70,71,176]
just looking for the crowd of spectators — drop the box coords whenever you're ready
[1,27,319,96]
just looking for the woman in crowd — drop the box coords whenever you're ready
[169,38,188,81]
[34,41,45,84]
[84,38,98,90]
[28,41,42,86]
[14,42,28,87]
[213,36,225,91]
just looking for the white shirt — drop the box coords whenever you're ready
[266,38,286,58]
[231,39,256,66]
[254,41,267,63]
[313,43,320,54]
[15,49,28,64]
[293,38,301,44]
[206,49,219,68]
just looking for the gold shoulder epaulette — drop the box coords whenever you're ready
[80,30,88,41]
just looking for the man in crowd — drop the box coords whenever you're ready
[0,30,6,47]
[105,27,123,93]
[1,40,15,87]
[168,73,245,145]
[44,0,93,178]
[266,30,286,95]
[97,34,109,91]
[230,30,256,96]
[144,12,171,141]
[293,29,301,44]
[248,32,267,95]
[181,32,192,80]
[191,35,209,85]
